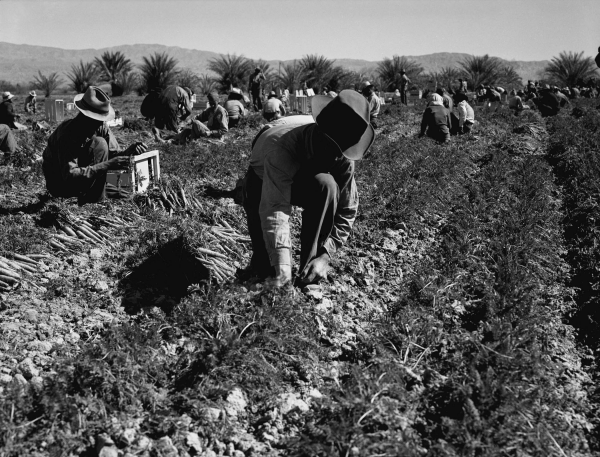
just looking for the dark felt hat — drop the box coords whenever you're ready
[310,90,375,161]
[74,86,115,121]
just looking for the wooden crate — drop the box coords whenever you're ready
[106,150,161,194]
[297,96,309,114]
[45,99,65,122]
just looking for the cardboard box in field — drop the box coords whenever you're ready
[106,150,160,194]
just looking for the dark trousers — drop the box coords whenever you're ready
[243,167,339,278]
[251,90,262,111]
[400,89,408,105]
[450,113,473,135]
[44,137,108,205]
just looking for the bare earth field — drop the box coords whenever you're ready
[0,96,599,456]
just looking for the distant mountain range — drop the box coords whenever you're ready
[0,42,548,88]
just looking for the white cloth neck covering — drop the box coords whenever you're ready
[429,94,444,106]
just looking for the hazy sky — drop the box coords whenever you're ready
[1,0,599,62]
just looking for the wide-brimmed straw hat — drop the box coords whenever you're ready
[310,90,375,161]
[2,92,15,101]
[74,86,115,121]
[29,91,36,97]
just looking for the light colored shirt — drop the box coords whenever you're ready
[457,100,474,127]
[508,95,524,110]
[196,104,229,137]
[224,100,246,119]
[251,123,358,267]
[263,98,286,116]
[368,94,381,118]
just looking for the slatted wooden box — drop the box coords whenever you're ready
[106,150,160,194]
[45,99,65,122]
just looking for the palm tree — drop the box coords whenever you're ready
[337,70,367,91]
[208,54,251,92]
[458,54,502,89]
[139,52,179,92]
[31,71,63,97]
[94,51,133,96]
[544,51,599,87]
[496,66,522,90]
[299,54,335,91]
[177,68,201,92]
[377,55,424,91]
[115,71,140,95]
[428,66,462,91]
[198,74,217,94]
[66,60,100,93]
[278,61,303,92]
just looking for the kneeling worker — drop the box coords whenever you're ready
[156,91,229,144]
[262,91,286,122]
[42,86,147,205]
[242,90,374,286]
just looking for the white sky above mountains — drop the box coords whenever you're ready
[1,0,599,62]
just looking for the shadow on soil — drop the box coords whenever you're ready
[119,236,209,314]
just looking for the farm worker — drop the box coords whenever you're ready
[240,90,374,286]
[450,93,474,135]
[392,89,402,104]
[436,88,453,111]
[42,86,147,205]
[155,91,229,143]
[154,85,194,133]
[570,87,581,99]
[553,87,570,107]
[419,93,451,143]
[140,87,161,121]
[399,69,411,105]
[533,88,561,117]
[482,86,502,112]
[191,92,228,138]
[458,78,468,93]
[0,124,18,164]
[263,91,286,122]
[0,92,26,130]
[224,91,247,128]
[248,67,266,111]
[361,81,381,129]
[508,90,530,114]
[24,91,37,114]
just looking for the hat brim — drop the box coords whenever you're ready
[310,95,375,161]
[4,95,15,101]
[74,93,115,122]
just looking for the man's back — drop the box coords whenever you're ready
[264,98,283,113]
[0,101,15,127]
[224,100,245,118]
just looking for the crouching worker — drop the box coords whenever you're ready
[262,91,286,122]
[155,92,228,143]
[419,94,451,143]
[450,93,474,135]
[42,86,147,205]
[240,90,374,287]
[0,124,18,164]
[154,85,194,133]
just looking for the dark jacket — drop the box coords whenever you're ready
[535,91,560,117]
[420,105,451,142]
[0,100,17,129]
